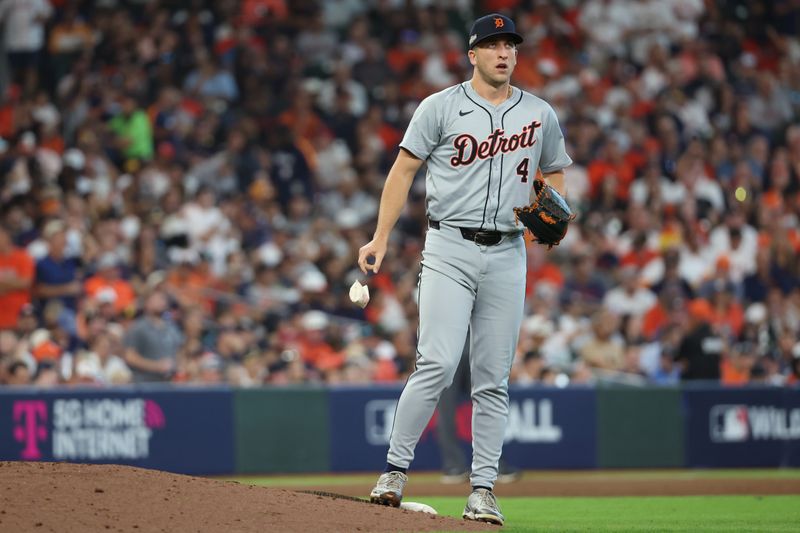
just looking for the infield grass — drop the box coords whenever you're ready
[233,470,800,532]
[232,468,800,487]
[424,495,800,532]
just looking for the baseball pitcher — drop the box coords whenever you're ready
[358,13,572,526]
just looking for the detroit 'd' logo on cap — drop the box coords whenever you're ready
[450,121,541,167]
[494,17,504,28]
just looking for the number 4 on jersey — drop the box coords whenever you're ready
[516,158,530,183]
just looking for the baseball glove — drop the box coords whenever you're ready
[513,178,575,248]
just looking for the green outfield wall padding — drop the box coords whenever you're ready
[597,387,684,468]
[234,387,330,474]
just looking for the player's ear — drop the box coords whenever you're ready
[467,49,476,66]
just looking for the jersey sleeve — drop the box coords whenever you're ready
[399,95,441,160]
[538,104,573,174]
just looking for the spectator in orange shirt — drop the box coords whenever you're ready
[296,310,342,370]
[386,30,426,79]
[164,250,214,312]
[524,245,564,299]
[720,342,756,386]
[0,226,35,330]
[28,328,62,363]
[587,137,636,200]
[642,286,685,341]
[278,89,327,145]
[703,279,744,339]
[83,253,135,316]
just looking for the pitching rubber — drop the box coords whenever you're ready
[399,501,438,515]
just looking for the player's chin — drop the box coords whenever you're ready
[493,67,512,81]
[492,72,511,84]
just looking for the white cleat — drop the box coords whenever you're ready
[462,488,505,526]
[369,471,408,508]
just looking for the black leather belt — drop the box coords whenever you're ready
[428,219,520,246]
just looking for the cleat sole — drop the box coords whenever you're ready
[370,493,401,507]
[463,511,504,526]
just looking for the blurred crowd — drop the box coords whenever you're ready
[0,0,799,389]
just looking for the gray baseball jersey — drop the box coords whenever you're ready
[400,81,572,232]
[383,81,571,490]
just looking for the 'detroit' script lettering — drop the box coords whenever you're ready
[451,121,541,167]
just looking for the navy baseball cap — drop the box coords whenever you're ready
[468,13,523,49]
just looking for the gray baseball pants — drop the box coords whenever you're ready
[386,221,526,489]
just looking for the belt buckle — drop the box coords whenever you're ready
[474,231,501,246]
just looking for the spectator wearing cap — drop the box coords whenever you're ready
[698,256,736,297]
[720,342,757,386]
[706,279,745,340]
[297,310,342,371]
[370,339,399,383]
[675,299,724,381]
[123,290,182,382]
[34,220,81,315]
[0,225,35,330]
[83,253,135,316]
[28,328,61,364]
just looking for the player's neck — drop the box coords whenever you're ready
[469,76,512,106]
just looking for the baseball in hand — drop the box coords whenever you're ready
[349,280,370,308]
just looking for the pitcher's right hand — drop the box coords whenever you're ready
[358,239,387,274]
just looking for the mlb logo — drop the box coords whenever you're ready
[364,399,397,446]
[710,405,749,442]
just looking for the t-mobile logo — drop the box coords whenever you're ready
[13,401,48,460]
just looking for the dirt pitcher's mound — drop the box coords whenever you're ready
[0,462,495,533]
